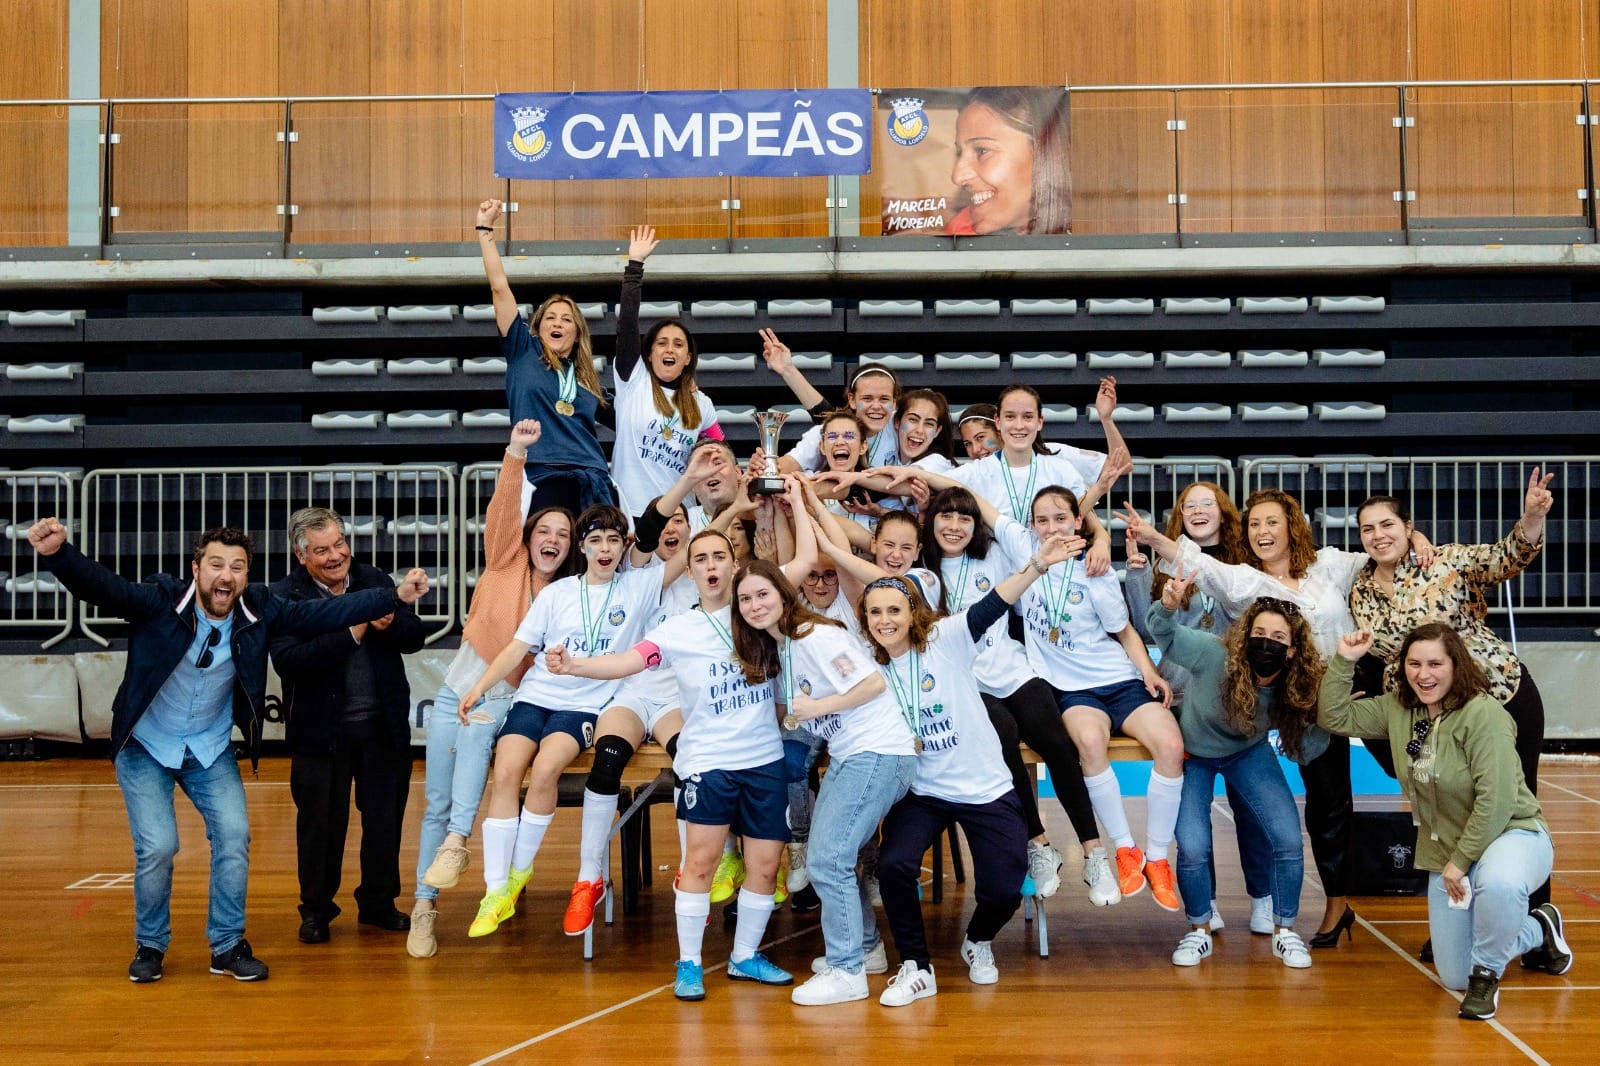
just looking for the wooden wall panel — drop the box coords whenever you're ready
[1509,0,1587,218]
[548,0,645,239]
[464,0,556,242]
[0,1,69,244]
[1320,0,1408,230]
[103,0,190,235]
[731,0,829,238]
[184,0,279,235]
[278,0,371,242]
[369,0,462,242]
[1412,0,1514,219]
[641,0,733,240]
[1224,0,1325,232]
[1138,0,1230,231]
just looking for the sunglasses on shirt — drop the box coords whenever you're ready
[196,626,222,669]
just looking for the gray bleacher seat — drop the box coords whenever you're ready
[1239,349,1309,367]
[637,301,683,319]
[1162,403,1231,423]
[6,414,83,433]
[594,357,607,375]
[1163,350,1230,368]
[464,567,483,589]
[311,411,382,430]
[719,405,757,425]
[465,513,489,536]
[1315,348,1386,367]
[311,306,383,324]
[1315,402,1386,421]
[1238,402,1310,421]
[386,516,452,535]
[386,358,457,376]
[691,300,757,318]
[767,298,833,317]
[858,352,925,370]
[699,353,757,372]
[1010,298,1077,316]
[462,409,510,428]
[4,363,83,381]
[387,305,456,323]
[1039,404,1076,424]
[791,352,833,370]
[386,410,457,429]
[1237,296,1308,314]
[1314,295,1385,313]
[1011,351,1076,370]
[1314,507,1360,531]
[858,300,924,317]
[342,517,380,537]
[462,356,507,375]
[935,351,1001,370]
[1088,403,1154,423]
[312,359,380,377]
[774,404,813,423]
[1086,298,1154,315]
[1313,454,1390,475]
[576,303,607,321]
[1087,350,1154,369]
[7,310,83,328]
[935,299,1000,317]
[463,303,532,321]
[6,571,63,594]
[1161,297,1230,314]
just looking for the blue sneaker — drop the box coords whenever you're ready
[674,959,706,1001]
[727,951,794,985]
[1020,873,1037,897]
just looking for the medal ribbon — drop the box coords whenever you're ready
[999,457,1038,524]
[1043,556,1077,637]
[555,360,578,409]
[883,648,923,744]
[945,554,971,612]
[578,576,618,655]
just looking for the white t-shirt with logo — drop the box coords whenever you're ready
[811,591,862,637]
[509,568,664,713]
[883,616,1013,806]
[644,604,782,777]
[1009,526,1142,693]
[936,535,1032,698]
[785,422,898,472]
[784,622,915,761]
[951,452,1093,525]
[612,362,720,521]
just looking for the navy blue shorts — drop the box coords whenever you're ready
[676,758,789,841]
[500,701,597,750]
[1057,678,1161,732]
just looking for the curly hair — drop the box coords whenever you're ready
[1153,481,1246,610]
[1243,488,1318,580]
[856,575,941,664]
[1395,622,1490,715]
[730,559,842,687]
[531,294,606,406]
[1222,598,1325,758]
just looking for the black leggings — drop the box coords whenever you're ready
[981,680,1099,845]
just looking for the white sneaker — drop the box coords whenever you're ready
[812,939,888,975]
[788,842,811,893]
[1171,928,1213,967]
[1026,841,1063,899]
[1273,929,1313,969]
[792,965,869,1006]
[865,875,883,908]
[960,938,999,985]
[879,960,937,1006]
[1250,895,1274,936]
[1083,847,1121,906]
[1208,901,1225,932]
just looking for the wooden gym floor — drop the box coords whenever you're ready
[1,756,1596,1065]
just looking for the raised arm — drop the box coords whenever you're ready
[1143,567,1220,674]
[1452,466,1553,587]
[778,478,819,587]
[482,421,540,570]
[475,199,519,335]
[1316,633,1394,739]
[631,443,733,563]
[1093,376,1131,472]
[30,519,166,621]
[760,328,826,412]
[612,225,659,383]
[1076,443,1133,516]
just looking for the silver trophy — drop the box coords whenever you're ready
[750,409,790,495]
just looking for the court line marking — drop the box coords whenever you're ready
[1356,914,1550,1065]
[1541,780,1600,805]
[1499,986,1600,992]
[1370,918,1600,925]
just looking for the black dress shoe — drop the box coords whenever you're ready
[298,917,331,943]
[357,908,411,932]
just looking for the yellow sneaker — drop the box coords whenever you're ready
[467,888,515,938]
[506,863,535,901]
[709,849,745,904]
[773,853,790,907]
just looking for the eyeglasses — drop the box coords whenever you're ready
[1406,717,1434,761]
[1254,597,1301,618]
[1180,499,1220,513]
[803,571,839,585]
[823,431,860,444]
[196,625,222,669]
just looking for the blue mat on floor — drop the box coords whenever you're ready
[1039,738,1401,798]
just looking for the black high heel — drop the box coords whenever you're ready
[1310,906,1356,948]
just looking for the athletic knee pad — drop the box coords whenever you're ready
[587,734,636,796]
[664,733,679,761]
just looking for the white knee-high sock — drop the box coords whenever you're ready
[512,809,554,871]
[675,888,711,964]
[1084,767,1135,851]
[578,789,615,882]
[731,887,777,963]
[1144,771,1184,861]
[480,816,518,891]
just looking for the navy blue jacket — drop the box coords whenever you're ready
[268,561,425,755]
[41,541,404,766]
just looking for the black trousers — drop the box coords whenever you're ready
[877,789,1028,969]
[291,717,413,923]
[982,679,1099,844]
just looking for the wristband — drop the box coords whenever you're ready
[1030,556,1048,575]
[475,225,495,233]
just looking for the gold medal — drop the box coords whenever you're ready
[1199,611,1214,629]
[913,736,924,755]
[661,426,674,441]
[555,400,575,417]
[1049,626,1060,643]
[782,714,798,731]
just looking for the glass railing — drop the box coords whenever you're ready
[3,81,1596,255]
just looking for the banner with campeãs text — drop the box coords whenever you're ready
[876,86,1071,236]
[495,89,873,180]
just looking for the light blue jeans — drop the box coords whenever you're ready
[809,750,918,973]
[414,683,512,900]
[1429,826,1553,988]
[115,742,250,955]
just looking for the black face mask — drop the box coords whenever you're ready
[1246,636,1290,677]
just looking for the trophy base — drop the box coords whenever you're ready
[749,475,787,496]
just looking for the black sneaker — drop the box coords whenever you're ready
[1531,903,1574,976]
[1458,964,1499,1020]
[210,938,270,982]
[790,883,821,913]
[128,945,164,983]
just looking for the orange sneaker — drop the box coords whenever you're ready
[1115,846,1147,898]
[1145,858,1180,912]
[562,878,607,936]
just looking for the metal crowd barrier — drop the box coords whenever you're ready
[1240,455,1596,615]
[460,461,505,629]
[0,469,76,647]
[1094,455,1237,542]
[77,464,458,644]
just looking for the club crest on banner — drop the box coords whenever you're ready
[887,97,929,146]
[508,106,553,163]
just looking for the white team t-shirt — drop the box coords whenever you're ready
[936,542,1032,698]
[509,568,664,713]
[910,452,955,476]
[784,622,915,761]
[645,604,782,777]
[810,590,862,637]
[785,422,898,472]
[883,616,1013,805]
[952,452,1093,525]
[611,361,720,521]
